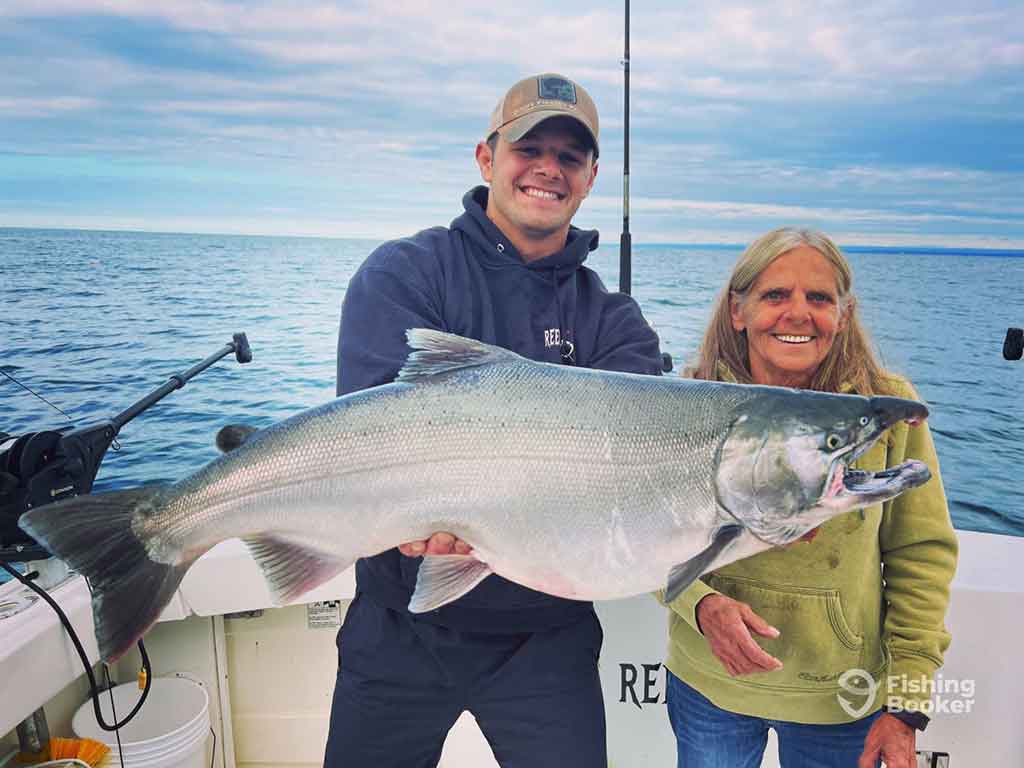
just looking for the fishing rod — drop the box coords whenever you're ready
[617,3,672,374]
[619,0,632,296]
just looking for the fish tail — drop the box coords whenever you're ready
[19,486,189,662]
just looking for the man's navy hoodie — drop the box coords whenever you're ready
[337,186,663,633]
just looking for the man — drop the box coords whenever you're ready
[324,73,663,768]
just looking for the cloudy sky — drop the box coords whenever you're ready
[2,0,1022,247]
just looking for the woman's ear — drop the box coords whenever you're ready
[730,294,746,332]
[839,295,855,331]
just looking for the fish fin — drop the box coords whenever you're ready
[664,524,743,603]
[215,424,258,453]
[243,535,350,604]
[18,486,191,663]
[397,329,522,383]
[407,555,493,613]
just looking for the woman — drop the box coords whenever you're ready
[663,228,958,768]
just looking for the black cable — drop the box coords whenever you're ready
[209,726,217,768]
[102,665,126,768]
[0,560,152,730]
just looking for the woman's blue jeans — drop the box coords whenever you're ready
[666,670,882,768]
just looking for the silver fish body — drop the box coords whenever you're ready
[21,330,931,661]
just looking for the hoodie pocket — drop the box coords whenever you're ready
[701,574,866,690]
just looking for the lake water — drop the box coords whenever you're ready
[2,227,1021,543]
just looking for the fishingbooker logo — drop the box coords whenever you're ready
[837,669,976,718]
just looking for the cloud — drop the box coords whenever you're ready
[0,96,98,116]
[0,0,1021,247]
[588,194,1017,227]
[6,1,1021,122]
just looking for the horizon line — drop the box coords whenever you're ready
[2,224,1023,256]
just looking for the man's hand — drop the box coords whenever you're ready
[858,713,916,768]
[398,532,473,557]
[696,594,783,676]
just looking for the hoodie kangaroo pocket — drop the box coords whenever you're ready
[702,574,866,691]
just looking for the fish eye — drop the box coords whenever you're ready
[859,416,869,427]
[826,434,842,450]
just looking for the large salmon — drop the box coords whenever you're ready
[21,329,930,661]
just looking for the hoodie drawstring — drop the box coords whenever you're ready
[551,267,575,365]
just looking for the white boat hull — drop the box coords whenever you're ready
[2,530,1021,767]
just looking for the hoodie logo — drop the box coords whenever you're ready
[545,328,576,363]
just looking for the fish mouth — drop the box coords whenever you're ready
[830,461,932,505]
[794,459,930,542]
[819,459,931,509]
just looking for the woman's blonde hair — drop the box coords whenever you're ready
[688,227,896,395]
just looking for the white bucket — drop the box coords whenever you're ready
[72,677,210,768]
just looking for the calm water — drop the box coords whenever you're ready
[2,227,1022,540]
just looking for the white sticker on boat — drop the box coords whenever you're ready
[306,600,342,629]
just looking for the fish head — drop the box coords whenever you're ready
[715,388,932,545]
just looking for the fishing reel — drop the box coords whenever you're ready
[0,424,118,561]
[0,333,252,564]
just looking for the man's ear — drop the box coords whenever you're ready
[475,141,494,183]
[585,159,598,196]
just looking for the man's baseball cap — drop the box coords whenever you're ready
[486,73,599,157]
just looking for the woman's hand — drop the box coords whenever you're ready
[858,713,916,768]
[696,594,784,676]
[398,532,473,557]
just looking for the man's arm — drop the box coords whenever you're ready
[337,254,445,396]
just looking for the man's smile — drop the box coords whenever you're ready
[519,185,565,201]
